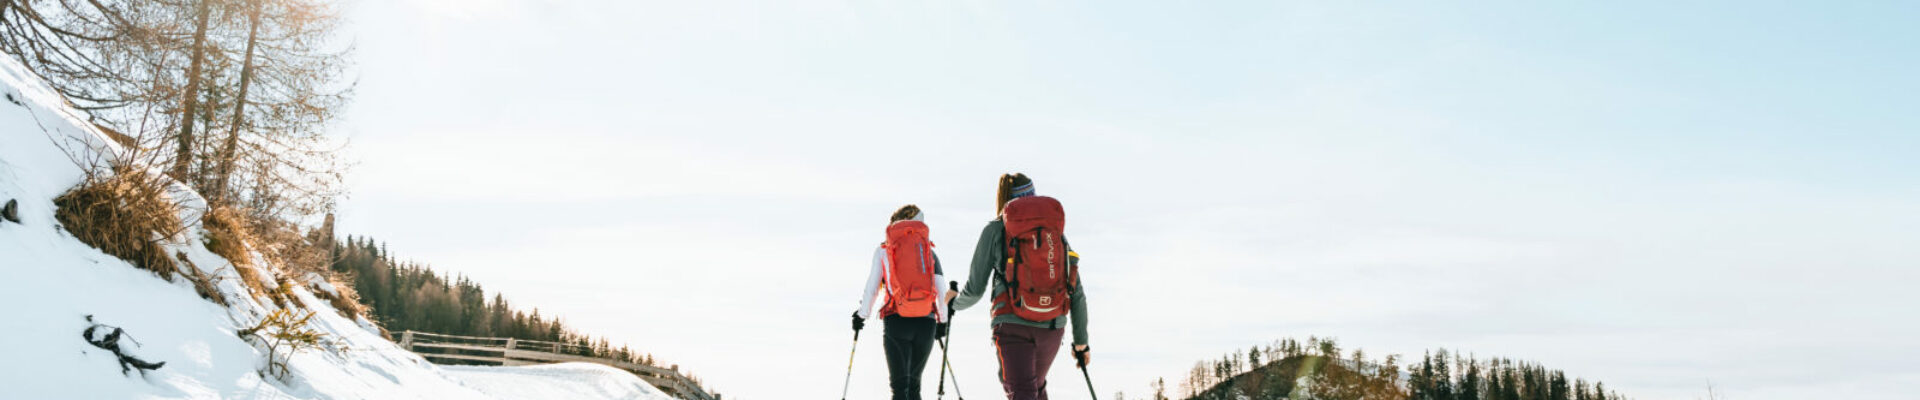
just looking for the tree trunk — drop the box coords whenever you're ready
[214,0,260,202]
[172,0,214,181]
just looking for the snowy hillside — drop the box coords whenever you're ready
[0,57,672,400]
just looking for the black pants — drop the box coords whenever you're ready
[883,315,938,400]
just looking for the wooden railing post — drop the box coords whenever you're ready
[504,338,516,350]
[399,331,414,348]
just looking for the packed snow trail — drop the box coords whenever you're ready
[0,56,670,399]
[443,363,678,400]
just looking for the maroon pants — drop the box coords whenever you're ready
[992,323,1065,400]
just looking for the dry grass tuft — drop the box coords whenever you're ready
[201,205,253,266]
[250,217,331,276]
[328,277,366,318]
[306,271,367,319]
[54,166,184,279]
[200,208,310,310]
[273,274,306,310]
[232,260,280,308]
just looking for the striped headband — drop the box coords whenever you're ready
[1009,182,1036,199]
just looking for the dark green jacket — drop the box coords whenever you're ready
[951,219,1090,346]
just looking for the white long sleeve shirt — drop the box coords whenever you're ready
[856,245,948,323]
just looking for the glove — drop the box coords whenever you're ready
[945,281,960,313]
[947,282,960,315]
[851,312,865,332]
[937,281,957,340]
[1073,345,1091,368]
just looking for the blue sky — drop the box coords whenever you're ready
[333,1,1919,399]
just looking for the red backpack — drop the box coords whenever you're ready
[999,196,1075,322]
[882,220,938,318]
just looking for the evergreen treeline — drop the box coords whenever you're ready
[1406,350,1624,400]
[329,235,659,367]
[1162,337,1627,400]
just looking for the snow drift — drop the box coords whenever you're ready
[0,56,672,400]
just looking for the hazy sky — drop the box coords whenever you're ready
[333,1,1919,399]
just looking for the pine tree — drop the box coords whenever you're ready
[1503,362,1522,400]
[1549,371,1569,400]
[1521,364,1541,400]
[1458,359,1482,400]
[1433,350,1455,400]
[1411,351,1435,400]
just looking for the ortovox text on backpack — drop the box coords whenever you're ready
[998,196,1075,322]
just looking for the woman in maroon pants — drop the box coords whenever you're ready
[950,173,1091,400]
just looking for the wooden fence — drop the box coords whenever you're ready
[397,331,717,400]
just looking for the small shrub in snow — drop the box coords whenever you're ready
[239,308,327,381]
[54,165,185,279]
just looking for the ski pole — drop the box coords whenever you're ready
[1079,363,1097,400]
[840,330,860,400]
[936,337,948,400]
[939,282,964,400]
[939,337,964,400]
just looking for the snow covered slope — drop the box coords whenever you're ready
[0,57,668,399]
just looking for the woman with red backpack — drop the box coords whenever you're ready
[950,173,1091,400]
[853,204,958,400]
